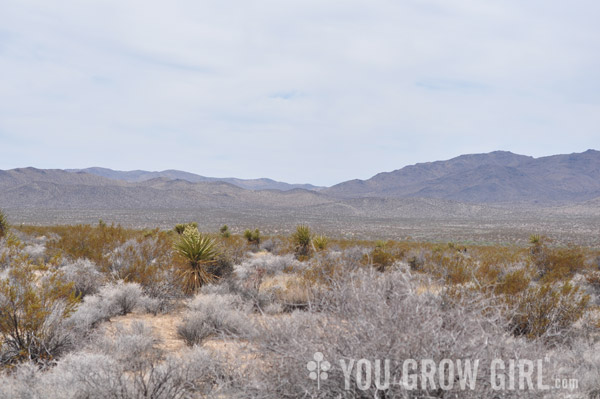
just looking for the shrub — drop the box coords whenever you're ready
[97,281,144,316]
[0,266,79,365]
[0,339,227,398]
[45,223,133,269]
[92,321,161,370]
[60,258,104,297]
[0,210,8,239]
[67,281,147,339]
[107,234,173,290]
[67,294,111,335]
[509,281,589,343]
[365,246,396,272]
[173,225,221,294]
[177,293,252,346]
[236,253,300,278]
[529,237,588,282]
[494,268,531,296]
[236,269,548,398]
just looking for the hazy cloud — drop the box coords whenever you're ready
[0,0,599,185]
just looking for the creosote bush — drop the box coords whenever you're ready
[45,223,134,270]
[509,281,589,343]
[0,210,8,239]
[0,265,79,366]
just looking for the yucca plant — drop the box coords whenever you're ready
[313,234,328,251]
[174,226,221,294]
[220,224,231,238]
[0,209,8,239]
[174,222,198,235]
[244,228,261,247]
[292,225,313,258]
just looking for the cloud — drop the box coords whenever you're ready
[0,0,598,185]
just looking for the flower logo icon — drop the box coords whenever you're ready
[307,352,331,389]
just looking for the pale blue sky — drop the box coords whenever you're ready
[0,0,598,186]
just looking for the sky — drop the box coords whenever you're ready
[0,0,599,186]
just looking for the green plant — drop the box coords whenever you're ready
[174,222,198,235]
[220,225,231,238]
[509,281,589,342]
[312,235,328,251]
[529,236,588,282]
[0,209,8,239]
[292,225,312,258]
[0,265,80,365]
[244,229,261,248]
[44,223,134,271]
[375,240,387,249]
[173,226,221,294]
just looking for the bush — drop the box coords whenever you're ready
[45,224,134,270]
[0,265,79,365]
[530,237,588,282]
[60,258,104,297]
[0,210,8,239]
[234,269,549,398]
[67,294,111,335]
[509,281,589,343]
[177,293,252,346]
[0,337,226,398]
[98,281,144,316]
[91,321,161,370]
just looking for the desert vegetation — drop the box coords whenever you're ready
[0,212,599,398]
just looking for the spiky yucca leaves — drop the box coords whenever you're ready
[174,226,221,295]
[0,209,8,239]
[243,229,260,247]
[292,225,313,258]
[220,225,231,238]
[312,235,328,251]
[174,222,198,235]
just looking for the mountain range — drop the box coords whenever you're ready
[324,149,600,204]
[66,167,322,192]
[1,150,599,218]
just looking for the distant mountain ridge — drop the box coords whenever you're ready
[0,167,525,221]
[66,167,322,192]
[324,150,600,204]
[2,150,599,212]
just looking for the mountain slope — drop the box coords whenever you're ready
[67,167,322,191]
[0,168,528,220]
[325,150,600,203]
